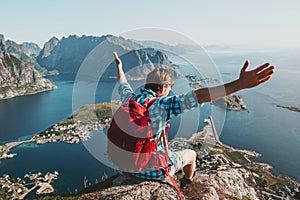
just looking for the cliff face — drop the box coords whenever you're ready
[0,51,56,100]
[0,34,45,74]
[38,36,59,59]
[20,42,41,57]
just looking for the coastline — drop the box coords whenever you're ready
[193,116,298,183]
[0,139,34,160]
[0,85,57,101]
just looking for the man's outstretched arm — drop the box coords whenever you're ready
[113,52,127,83]
[113,52,134,103]
[193,60,275,104]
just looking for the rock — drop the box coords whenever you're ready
[79,167,262,200]
[38,36,59,59]
[0,33,46,74]
[79,174,180,200]
[20,42,41,57]
[192,168,262,200]
[0,51,56,100]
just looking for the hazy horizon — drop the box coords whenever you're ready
[1,0,300,48]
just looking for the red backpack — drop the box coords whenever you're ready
[107,96,183,199]
[107,96,168,172]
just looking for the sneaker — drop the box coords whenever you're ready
[180,176,193,189]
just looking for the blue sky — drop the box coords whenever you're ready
[1,0,300,48]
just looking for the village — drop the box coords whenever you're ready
[0,171,59,199]
[32,117,112,145]
[0,116,112,162]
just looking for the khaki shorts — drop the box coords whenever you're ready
[169,149,191,176]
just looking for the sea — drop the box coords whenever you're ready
[0,48,299,197]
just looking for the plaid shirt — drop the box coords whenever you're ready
[118,81,198,179]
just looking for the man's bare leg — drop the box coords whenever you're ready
[181,149,196,179]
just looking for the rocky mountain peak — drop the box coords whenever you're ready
[0,34,5,50]
[39,36,59,58]
[0,51,56,100]
[0,34,46,74]
[21,42,41,57]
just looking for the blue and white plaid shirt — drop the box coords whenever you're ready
[118,81,198,179]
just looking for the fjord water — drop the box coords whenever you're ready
[0,77,117,194]
[0,55,299,196]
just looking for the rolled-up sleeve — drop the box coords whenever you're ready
[118,82,134,103]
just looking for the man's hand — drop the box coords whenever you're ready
[113,52,122,68]
[238,60,275,89]
[194,60,275,104]
[113,52,126,83]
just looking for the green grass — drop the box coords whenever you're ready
[0,188,9,199]
[72,100,120,124]
[0,86,9,94]
[247,163,297,189]
[224,151,249,164]
[36,100,121,137]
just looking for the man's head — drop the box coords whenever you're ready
[145,68,174,97]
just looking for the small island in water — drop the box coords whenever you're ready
[213,95,249,112]
[276,104,300,113]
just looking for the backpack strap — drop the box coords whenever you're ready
[144,97,158,108]
[161,128,183,199]
[144,97,183,199]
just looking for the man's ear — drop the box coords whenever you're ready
[156,85,164,96]
[158,85,164,92]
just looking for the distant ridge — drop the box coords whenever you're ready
[36,34,178,80]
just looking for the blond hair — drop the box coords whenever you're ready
[145,68,174,92]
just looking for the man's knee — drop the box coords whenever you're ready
[183,149,196,164]
[187,149,196,157]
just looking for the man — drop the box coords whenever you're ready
[112,51,275,186]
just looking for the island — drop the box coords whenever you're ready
[184,75,249,112]
[0,171,59,199]
[276,105,300,113]
[185,74,220,89]
[213,95,249,111]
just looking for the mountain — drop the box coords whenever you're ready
[38,36,59,59]
[20,42,41,57]
[36,35,178,80]
[102,47,180,80]
[37,35,114,74]
[0,51,56,100]
[0,34,46,74]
